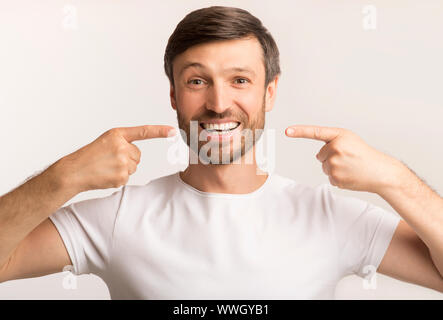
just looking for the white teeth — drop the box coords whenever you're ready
[202,122,239,131]
[209,130,231,135]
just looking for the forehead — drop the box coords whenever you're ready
[173,36,265,78]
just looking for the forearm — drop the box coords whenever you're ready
[376,164,443,277]
[0,158,80,269]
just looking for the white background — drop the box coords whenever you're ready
[0,0,442,299]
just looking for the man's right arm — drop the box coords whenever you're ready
[0,124,175,283]
[0,158,78,282]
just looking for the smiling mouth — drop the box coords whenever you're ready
[199,121,241,134]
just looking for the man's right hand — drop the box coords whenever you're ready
[59,125,176,192]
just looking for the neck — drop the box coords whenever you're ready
[179,146,269,194]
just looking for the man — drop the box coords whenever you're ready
[0,6,442,299]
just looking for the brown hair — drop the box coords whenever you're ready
[164,6,281,88]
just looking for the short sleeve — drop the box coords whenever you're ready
[321,184,401,278]
[48,186,126,276]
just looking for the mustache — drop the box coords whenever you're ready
[191,111,246,123]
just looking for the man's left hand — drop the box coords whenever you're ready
[285,125,407,194]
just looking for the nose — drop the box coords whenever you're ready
[205,82,231,114]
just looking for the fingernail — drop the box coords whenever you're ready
[167,128,176,137]
[286,128,294,135]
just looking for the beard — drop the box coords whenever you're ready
[176,94,266,165]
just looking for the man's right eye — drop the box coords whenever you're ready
[188,79,204,85]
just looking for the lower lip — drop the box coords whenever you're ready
[201,124,242,142]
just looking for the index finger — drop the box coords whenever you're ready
[285,125,341,143]
[119,125,176,142]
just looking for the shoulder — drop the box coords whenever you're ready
[126,171,177,191]
[122,171,179,201]
[270,173,330,201]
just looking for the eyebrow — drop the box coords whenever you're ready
[178,62,256,78]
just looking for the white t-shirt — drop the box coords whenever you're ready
[49,171,400,299]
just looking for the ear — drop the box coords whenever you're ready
[170,83,177,111]
[264,76,279,112]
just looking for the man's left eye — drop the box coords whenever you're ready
[235,78,249,84]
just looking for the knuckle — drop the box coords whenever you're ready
[328,155,339,167]
[141,126,150,139]
[112,142,126,155]
[116,154,128,167]
[116,144,127,154]
[330,171,341,183]
[334,149,343,158]
[313,127,321,140]
[322,162,328,175]
[329,140,341,154]
[100,130,115,144]
[108,128,121,138]
[133,145,142,161]
[107,135,123,150]
[329,139,338,149]
[129,164,137,175]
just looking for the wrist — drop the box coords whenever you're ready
[375,159,416,199]
[47,156,84,196]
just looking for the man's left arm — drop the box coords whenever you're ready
[375,165,443,291]
[285,125,443,292]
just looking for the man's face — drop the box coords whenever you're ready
[170,36,278,164]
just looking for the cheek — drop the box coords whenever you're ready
[234,89,264,119]
[176,90,204,114]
